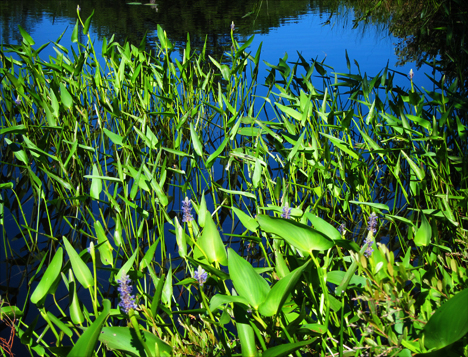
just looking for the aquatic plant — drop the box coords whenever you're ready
[0,7,468,357]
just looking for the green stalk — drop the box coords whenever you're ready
[129,309,154,357]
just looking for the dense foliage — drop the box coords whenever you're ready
[1,8,468,357]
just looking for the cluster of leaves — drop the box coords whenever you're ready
[1,7,468,357]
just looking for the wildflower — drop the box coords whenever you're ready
[230,21,235,32]
[363,237,374,257]
[281,202,292,219]
[77,5,81,11]
[408,69,414,80]
[193,266,208,286]
[367,213,378,234]
[117,274,137,314]
[14,96,21,105]
[337,223,346,236]
[182,197,193,223]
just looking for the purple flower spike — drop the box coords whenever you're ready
[281,202,292,219]
[117,274,137,314]
[408,69,414,80]
[338,223,346,236]
[230,21,235,31]
[367,213,378,234]
[193,266,208,286]
[14,97,21,105]
[182,197,194,223]
[363,237,374,257]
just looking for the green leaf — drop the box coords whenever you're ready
[71,20,79,43]
[424,288,468,350]
[190,122,203,157]
[174,217,187,258]
[68,270,84,325]
[90,164,102,200]
[115,249,138,282]
[306,213,341,241]
[68,300,111,357]
[349,201,389,212]
[95,221,113,266]
[262,339,316,357]
[83,10,94,35]
[59,83,73,109]
[210,295,250,311]
[99,327,172,356]
[140,240,159,270]
[103,128,124,146]
[46,311,73,337]
[206,136,229,168]
[228,248,270,309]
[30,248,63,304]
[194,211,228,266]
[257,215,334,253]
[63,237,94,289]
[401,151,425,181]
[0,305,23,319]
[327,270,366,288]
[18,25,35,45]
[259,261,310,316]
[414,212,432,247]
[161,264,172,307]
[232,206,259,232]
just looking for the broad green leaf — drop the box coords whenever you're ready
[401,151,425,181]
[115,249,138,282]
[68,270,84,325]
[103,127,124,146]
[63,237,94,289]
[206,136,229,168]
[190,122,203,156]
[349,200,389,212]
[83,9,94,35]
[263,339,316,357]
[252,159,262,188]
[59,83,73,109]
[327,270,366,288]
[306,213,341,241]
[18,25,35,45]
[30,248,63,304]
[68,300,111,357]
[228,248,270,309]
[194,211,228,266]
[259,261,310,316]
[232,206,259,232]
[47,311,73,337]
[174,217,187,258]
[90,164,102,200]
[257,215,334,253]
[161,264,172,307]
[140,240,159,270]
[95,221,113,266]
[0,305,23,319]
[414,212,432,247]
[218,187,256,199]
[233,303,258,357]
[99,327,172,356]
[424,288,468,350]
[197,195,207,228]
[210,295,250,311]
[71,20,79,43]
